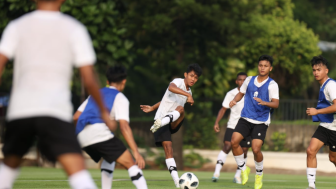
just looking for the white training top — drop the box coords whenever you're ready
[240,76,279,126]
[77,86,130,147]
[222,87,245,129]
[154,78,192,120]
[320,79,336,131]
[0,10,96,122]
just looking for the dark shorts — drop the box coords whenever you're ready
[224,128,251,147]
[2,117,82,162]
[83,137,127,163]
[234,118,268,143]
[154,119,184,147]
[312,125,336,152]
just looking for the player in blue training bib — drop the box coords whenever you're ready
[229,55,280,189]
[305,56,336,189]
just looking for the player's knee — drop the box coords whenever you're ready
[306,147,317,157]
[231,138,239,148]
[223,143,232,153]
[329,154,336,165]
[176,106,184,114]
[251,145,261,155]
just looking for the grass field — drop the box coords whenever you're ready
[12,167,335,189]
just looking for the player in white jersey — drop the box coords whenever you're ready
[140,63,202,188]
[306,56,336,189]
[0,1,115,189]
[211,72,251,184]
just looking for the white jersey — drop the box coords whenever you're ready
[154,78,192,120]
[240,76,279,126]
[222,88,244,129]
[77,86,130,147]
[0,10,96,122]
[320,79,336,131]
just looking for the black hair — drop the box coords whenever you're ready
[311,56,329,69]
[258,55,273,66]
[106,65,127,83]
[186,63,202,77]
[237,72,247,78]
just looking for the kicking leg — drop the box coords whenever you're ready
[162,141,180,188]
[213,141,231,181]
[306,138,324,189]
[101,160,115,189]
[151,106,184,133]
[116,150,148,189]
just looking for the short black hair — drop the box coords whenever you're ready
[106,65,127,83]
[186,63,202,77]
[311,56,329,69]
[258,55,273,66]
[237,72,247,78]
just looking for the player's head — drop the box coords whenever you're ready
[311,55,329,81]
[106,65,127,91]
[236,72,247,88]
[258,55,273,77]
[184,63,202,87]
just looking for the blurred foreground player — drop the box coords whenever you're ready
[211,72,251,184]
[0,0,115,188]
[73,66,148,189]
[140,64,202,188]
[306,56,336,189]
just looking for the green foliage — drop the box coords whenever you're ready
[183,151,211,169]
[270,131,288,151]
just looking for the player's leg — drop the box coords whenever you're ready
[306,126,327,189]
[101,160,115,189]
[233,137,250,184]
[151,106,184,132]
[170,108,184,130]
[328,129,336,167]
[0,118,35,189]
[212,129,233,182]
[162,141,180,188]
[231,119,250,173]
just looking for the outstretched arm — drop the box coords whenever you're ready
[213,107,228,132]
[119,120,145,169]
[307,99,336,116]
[140,101,161,113]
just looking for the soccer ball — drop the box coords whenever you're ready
[179,172,199,189]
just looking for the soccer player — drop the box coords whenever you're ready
[0,0,115,189]
[306,56,336,189]
[73,66,148,189]
[140,63,202,188]
[211,72,251,184]
[229,55,279,189]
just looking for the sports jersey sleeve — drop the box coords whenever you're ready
[113,93,130,123]
[222,92,233,109]
[77,98,89,112]
[71,24,96,68]
[240,76,252,94]
[326,81,336,102]
[269,81,280,100]
[171,78,183,87]
[0,21,18,59]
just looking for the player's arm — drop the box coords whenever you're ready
[0,54,8,84]
[140,101,161,113]
[213,107,228,132]
[79,65,116,131]
[254,98,279,109]
[307,99,336,116]
[73,111,82,126]
[168,83,194,105]
[229,92,245,107]
[119,120,145,169]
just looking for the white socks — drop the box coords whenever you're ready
[255,160,263,175]
[234,154,246,171]
[213,151,228,177]
[161,111,181,126]
[128,165,148,189]
[0,163,20,189]
[235,157,247,177]
[101,160,115,189]
[166,158,179,185]
[307,167,317,188]
[69,170,97,189]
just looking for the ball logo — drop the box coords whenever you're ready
[254,91,259,97]
[333,146,335,149]
[169,166,175,170]
[247,141,250,145]
[258,133,261,136]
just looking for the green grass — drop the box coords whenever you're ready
[13,167,335,189]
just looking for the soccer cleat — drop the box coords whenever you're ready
[150,119,162,133]
[233,176,242,184]
[212,176,218,182]
[241,166,250,185]
[255,174,263,189]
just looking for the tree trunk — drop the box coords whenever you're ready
[172,126,184,170]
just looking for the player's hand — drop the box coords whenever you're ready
[134,151,146,169]
[187,95,194,106]
[101,110,117,132]
[140,105,153,113]
[229,100,237,108]
[214,124,220,133]
[307,107,318,116]
[253,97,266,105]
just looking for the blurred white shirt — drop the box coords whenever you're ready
[222,87,244,129]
